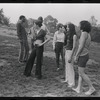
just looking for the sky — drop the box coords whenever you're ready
[0,3,100,26]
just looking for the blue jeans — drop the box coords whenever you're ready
[24,45,43,78]
[55,42,64,68]
[19,39,29,61]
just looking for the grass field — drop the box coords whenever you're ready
[0,28,100,97]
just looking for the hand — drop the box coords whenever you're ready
[74,56,78,65]
[68,57,72,63]
[37,43,43,47]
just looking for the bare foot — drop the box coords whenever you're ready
[72,87,81,93]
[84,88,96,95]
[61,80,68,83]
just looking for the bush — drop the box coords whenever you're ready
[90,26,100,43]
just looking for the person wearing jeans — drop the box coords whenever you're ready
[19,39,29,62]
[24,44,44,79]
[24,20,50,79]
[63,22,78,87]
[53,23,65,71]
[16,15,29,63]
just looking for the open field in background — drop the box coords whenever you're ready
[0,27,100,97]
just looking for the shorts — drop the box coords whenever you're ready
[78,53,89,67]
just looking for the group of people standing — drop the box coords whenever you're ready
[16,15,96,96]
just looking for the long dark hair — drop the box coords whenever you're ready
[67,23,76,40]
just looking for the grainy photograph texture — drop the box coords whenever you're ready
[0,3,100,97]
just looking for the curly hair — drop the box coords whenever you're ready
[56,23,64,30]
[80,20,91,33]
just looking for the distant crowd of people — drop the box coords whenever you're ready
[16,15,96,96]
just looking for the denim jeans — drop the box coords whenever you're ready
[55,42,65,68]
[65,50,75,86]
[31,39,34,50]
[18,39,29,61]
[24,45,43,78]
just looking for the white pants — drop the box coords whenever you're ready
[65,50,75,86]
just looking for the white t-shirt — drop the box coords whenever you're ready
[53,31,65,47]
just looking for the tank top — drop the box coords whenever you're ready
[65,34,75,50]
[80,33,91,56]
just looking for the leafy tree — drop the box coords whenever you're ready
[0,8,10,26]
[27,18,36,28]
[44,15,58,33]
[0,8,4,24]
[90,26,100,43]
[89,16,97,27]
[3,16,10,26]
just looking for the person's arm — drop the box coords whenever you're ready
[40,35,51,46]
[27,28,31,36]
[17,23,22,40]
[27,29,33,39]
[68,35,77,63]
[25,27,30,36]
[64,33,66,47]
[52,32,57,50]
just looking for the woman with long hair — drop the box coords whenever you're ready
[63,22,78,87]
[72,20,95,95]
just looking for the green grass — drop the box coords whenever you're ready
[0,34,100,97]
[89,42,100,62]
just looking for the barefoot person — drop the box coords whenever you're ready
[16,15,29,63]
[72,20,95,95]
[53,23,65,71]
[24,20,50,79]
[63,23,77,87]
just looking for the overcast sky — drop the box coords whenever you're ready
[0,3,100,26]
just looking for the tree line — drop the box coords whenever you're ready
[0,8,100,43]
[0,8,10,26]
